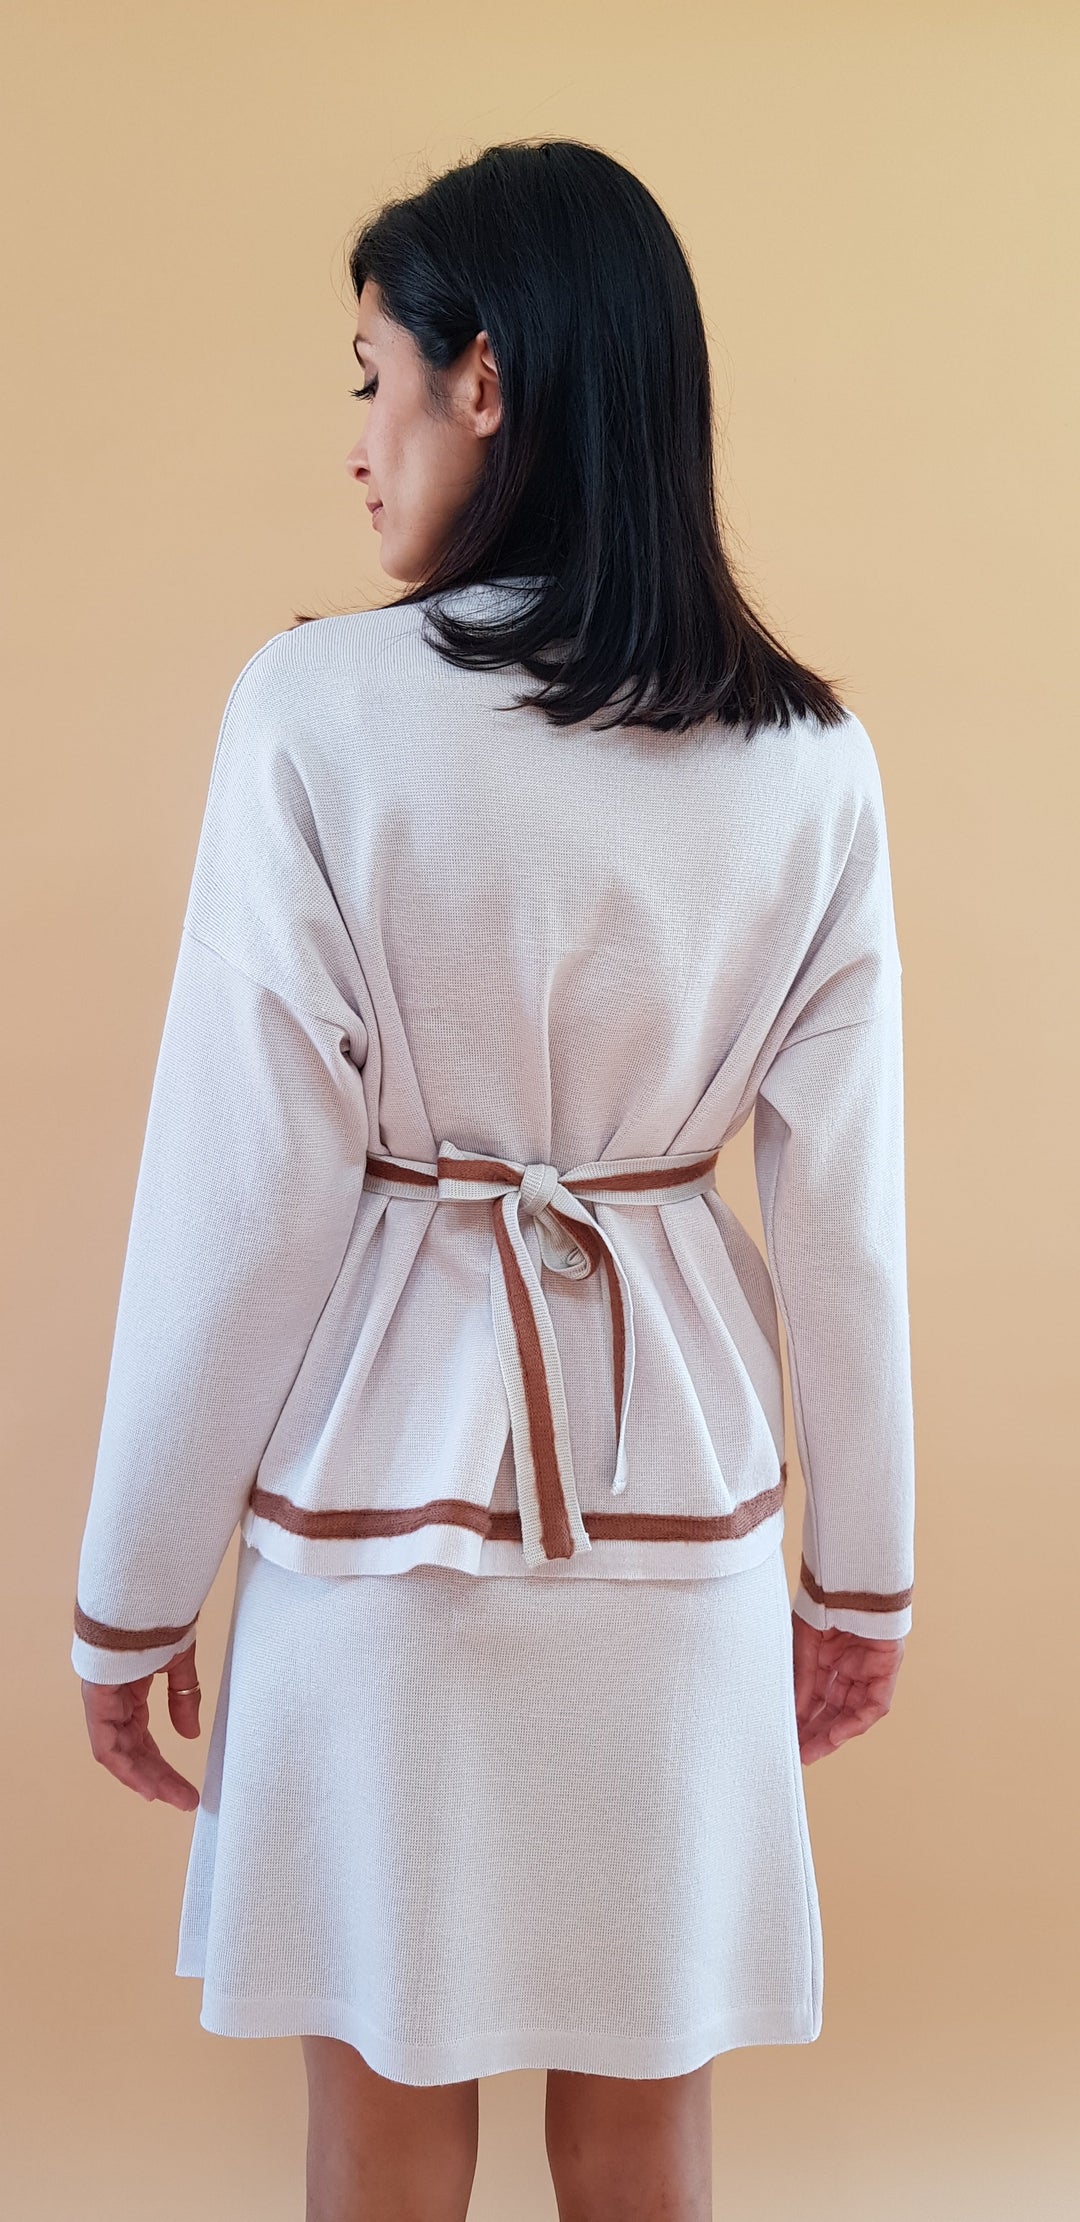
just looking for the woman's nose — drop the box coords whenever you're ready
[345,446,367,481]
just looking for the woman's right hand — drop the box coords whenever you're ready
[792,1615,905,1764]
[81,1639,202,1809]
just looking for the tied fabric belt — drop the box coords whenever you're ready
[362,1141,722,1569]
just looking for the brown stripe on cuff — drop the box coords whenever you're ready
[799,1557,913,1613]
[247,1468,787,1547]
[73,1602,198,1650]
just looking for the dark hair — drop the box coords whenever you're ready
[297,138,850,739]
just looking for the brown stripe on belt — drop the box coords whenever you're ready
[491,1202,575,1559]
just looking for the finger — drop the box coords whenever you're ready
[798,1694,859,1762]
[800,1701,874,1760]
[828,1700,888,1744]
[142,1756,201,1810]
[812,1688,880,1734]
[85,1689,151,1756]
[798,1721,841,1764]
[791,1617,820,1722]
[165,1644,202,1740]
[82,1674,153,1723]
[804,1678,838,1736]
[95,1733,201,1810]
[89,1711,201,1806]
[823,1719,871,1752]
[791,1635,840,1715]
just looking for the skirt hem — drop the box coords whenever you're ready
[183,1980,822,2084]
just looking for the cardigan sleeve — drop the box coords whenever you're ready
[71,642,370,1683]
[752,742,916,1641]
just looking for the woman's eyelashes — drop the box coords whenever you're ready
[350,378,378,401]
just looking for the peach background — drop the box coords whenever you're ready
[4,2,1077,2214]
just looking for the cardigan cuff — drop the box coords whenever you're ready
[71,1603,199,1685]
[792,1559,912,1643]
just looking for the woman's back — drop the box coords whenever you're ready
[72,587,913,1677]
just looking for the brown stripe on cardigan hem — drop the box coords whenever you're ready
[798,1557,913,1614]
[247,1470,787,1547]
[73,1603,199,1651]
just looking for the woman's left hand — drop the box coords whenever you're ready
[81,1640,202,1808]
[792,1615,905,1763]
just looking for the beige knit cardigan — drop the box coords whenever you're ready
[71,582,916,1683]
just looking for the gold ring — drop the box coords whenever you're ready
[171,1684,201,1696]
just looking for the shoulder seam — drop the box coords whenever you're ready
[180,925,353,1035]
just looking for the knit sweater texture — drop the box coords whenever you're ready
[71,579,916,1682]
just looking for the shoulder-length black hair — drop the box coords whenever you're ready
[298,137,849,739]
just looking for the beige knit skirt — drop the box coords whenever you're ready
[175,1536,822,2084]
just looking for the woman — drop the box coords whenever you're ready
[73,138,913,2222]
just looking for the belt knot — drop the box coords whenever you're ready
[362,1138,722,1569]
[518,1162,561,1217]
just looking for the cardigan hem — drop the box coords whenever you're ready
[238,1502,788,1581]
